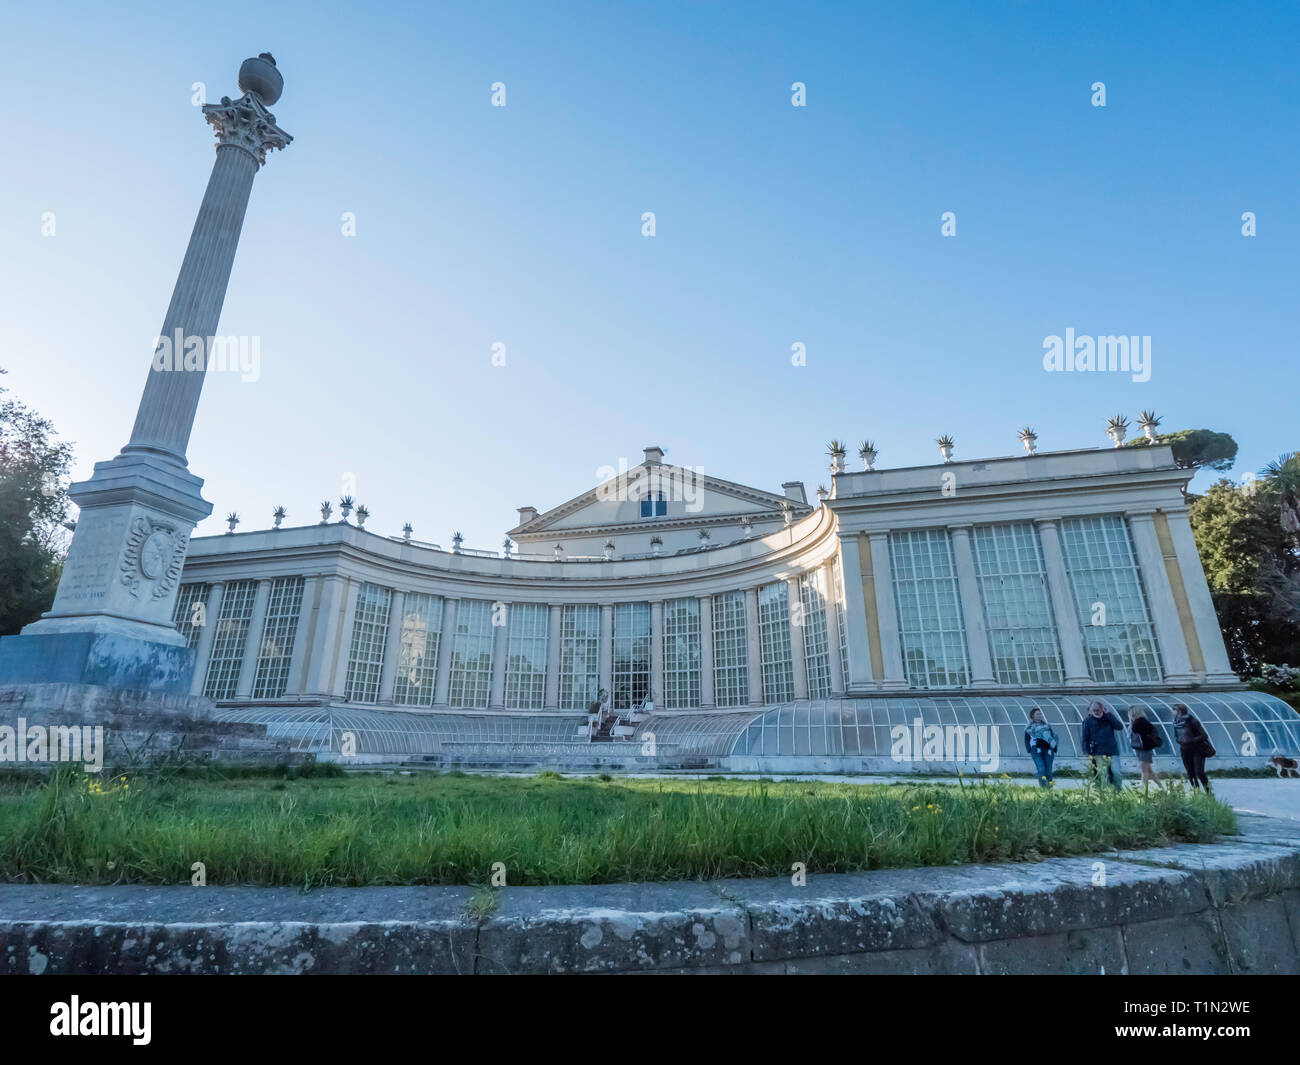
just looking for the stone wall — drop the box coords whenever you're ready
[2,816,1296,974]
[0,683,312,770]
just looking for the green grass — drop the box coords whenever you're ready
[0,767,1236,888]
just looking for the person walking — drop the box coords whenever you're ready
[1081,699,1125,789]
[1172,703,1215,790]
[1023,707,1059,786]
[1127,705,1163,787]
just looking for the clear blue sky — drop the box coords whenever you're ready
[2,1,1296,548]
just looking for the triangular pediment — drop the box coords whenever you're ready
[509,462,807,538]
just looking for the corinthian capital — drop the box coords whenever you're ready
[202,93,293,167]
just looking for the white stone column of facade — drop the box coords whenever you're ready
[1033,519,1092,686]
[1127,511,1197,684]
[836,536,875,690]
[787,578,810,701]
[544,604,563,709]
[649,600,665,707]
[489,601,510,708]
[949,526,996,688]
[821,562,845,696]
[189,582,226,695]
[234,578,273,698]
[599,604,614,699]
[330,580,362,698]
[868,533,908,689]
[1164,509,1238,683]
[698,594,715,708]
[303,575,347,698]
[282,576,319,698]
[377,590,407,704]
[744,587,763,705]
[433,597,459,707]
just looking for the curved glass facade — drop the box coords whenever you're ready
[730,692,1300,762]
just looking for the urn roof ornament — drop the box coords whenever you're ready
[203,54,292,167]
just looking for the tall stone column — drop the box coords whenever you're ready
[1128,511,1197,684]
[950,525,995,688]
[744,587,763,705]
[378,590,407,703]
[2,54,292,696]
[821,562,845,696]
[544,604,563,709]
[189,582,226,696]
[1034,519,1092,686]
[787,578,809,700]
[599,604,614,699]
[433,598,459,706]
[282,575,320,698]
[836,535,876,691]
[697,594,715,708]
[303,575,346,698]
[649,600,665,707]
[330,580,362,698]
[868,533,908,690]
[1163,509,1238,684]
[489,602,510,708]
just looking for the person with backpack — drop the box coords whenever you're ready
[1172,703,1215,790]
[1023,707,1059,786]
[1127,704,1163,786]
[1081,699,1125,789]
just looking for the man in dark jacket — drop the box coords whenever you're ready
[1081,700,1125,789]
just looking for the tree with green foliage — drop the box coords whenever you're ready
[0,371,74,635]
[1125,427,1238,472]
[1190,456,1300,675]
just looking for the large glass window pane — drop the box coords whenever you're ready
[393,592,443,707]
[251,576,305,699]
[448,598,495,708]
[203,580,256,700]
[344,583,392,704]
[800,570,832,698]
[612,602,651,710]
[559,604,601,709]
[890,529,970,689]
[172,582,208,649]
[758,582,795,703]
[1060,515,1163,683]
[832,556,849,684]
[711,590,749,707]
[504,602,549,709]
[972,523,1064,686]
[663,598,701,708]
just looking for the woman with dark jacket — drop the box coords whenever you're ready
[1023,707,1058,786]
[1127,705,1163,786]
[1171,703,1214,790]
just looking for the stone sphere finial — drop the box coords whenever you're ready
[238,53,283,105]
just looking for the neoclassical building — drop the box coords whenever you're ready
[175,443,1298,770]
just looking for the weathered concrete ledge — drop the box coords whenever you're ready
[3,815,1298,975]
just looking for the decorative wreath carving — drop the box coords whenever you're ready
[120,517,189,599]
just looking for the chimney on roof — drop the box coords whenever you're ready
[643,446,664,465]
[782,481,807,505]
[517,506,538,526]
